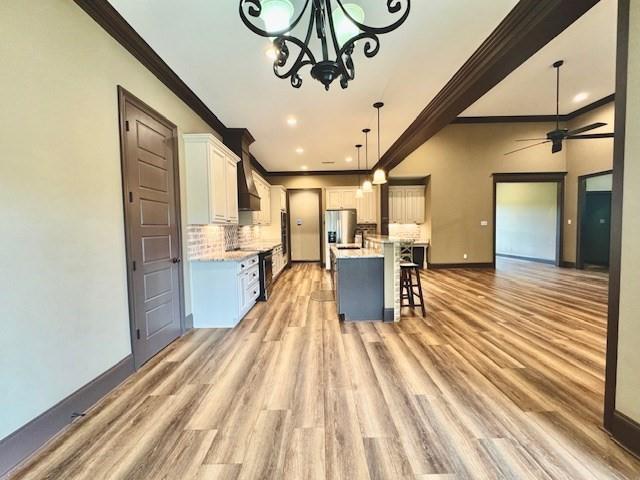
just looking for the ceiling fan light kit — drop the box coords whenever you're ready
[239,0,411,90]
[505,60,613,156]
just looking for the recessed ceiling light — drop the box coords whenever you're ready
[345,156,353,163]
[573,92,589,103]
[296,147,304,154]
[287,117,298,127]
[301,165,308,170]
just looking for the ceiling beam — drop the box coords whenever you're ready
[373,0,601,173]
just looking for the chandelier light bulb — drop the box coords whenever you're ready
[260,0,295,33]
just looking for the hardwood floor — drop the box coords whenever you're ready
[11,259,640,479]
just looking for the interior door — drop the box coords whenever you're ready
[581,191,612,266]
[289,190,321,261]
[121,90,183,368]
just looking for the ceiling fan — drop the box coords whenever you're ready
[505,60,613,156]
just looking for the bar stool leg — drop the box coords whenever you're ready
[414,266,426,316]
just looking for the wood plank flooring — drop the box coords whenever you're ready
[10,259,640,479]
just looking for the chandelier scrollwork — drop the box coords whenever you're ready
[239,0,410,90]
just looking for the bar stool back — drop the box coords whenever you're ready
[399,241,426,316]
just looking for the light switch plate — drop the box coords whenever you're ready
[568,219,572,225]
[480,220,488,227]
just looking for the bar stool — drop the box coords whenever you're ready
[399,242,426,316]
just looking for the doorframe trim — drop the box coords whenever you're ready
[286,188,323,264]
[117,86,186,369]
[492,172,567,268]
[576,170,613,269]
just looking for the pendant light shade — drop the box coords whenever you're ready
[372,102,387,185]
[355,187,364,198]
[372,168,387,185]
[362,180,373,193]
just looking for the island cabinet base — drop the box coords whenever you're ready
[335,257,384,321]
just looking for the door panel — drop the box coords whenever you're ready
[581,191,612,267]
[209,145,227,222]
[122,94,182,368]
[289,190,321,261]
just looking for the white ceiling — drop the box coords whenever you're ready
[108,0,615,172]
[463,0,617,117]
[109,0,518,171]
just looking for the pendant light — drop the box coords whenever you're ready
[361,128,373,193]
[372,102,388,185]
[355,144,364,199]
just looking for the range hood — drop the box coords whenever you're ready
[224,128,261,211]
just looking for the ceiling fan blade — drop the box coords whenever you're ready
[566,122,607,136]
[504,141,550,156]
[552,141,563,153]
[566,133,615,140]
[515,138,548,142]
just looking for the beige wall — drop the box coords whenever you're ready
[564,103,615,262]
[0,1,216,440]
[391,105,614,265]
[615,0,640,423]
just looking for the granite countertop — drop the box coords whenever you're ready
[191,250,259,263]
[239,240,282,253]
[330,245,384,259]
[365,235,430,246]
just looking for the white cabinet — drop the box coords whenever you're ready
[239,172,273,225]
[191,255,259,328]
[389,186,425,224]
[185,134,239,225]
[326,187,358,210]
[356,188,377,224]
[272,244,287,279]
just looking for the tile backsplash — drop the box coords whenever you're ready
[187,224,262,259]
[388,223,424,241]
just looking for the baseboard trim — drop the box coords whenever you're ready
[561,260,577,268]
[496,253,556,265]
[383,308,395,323]
[610,411,640,459]
[0,355,135,478]
[429,262,494,270]
[184,313,194,330]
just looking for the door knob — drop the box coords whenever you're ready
[172,257,182,264]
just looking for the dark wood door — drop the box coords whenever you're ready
[120,89,183,368]
[581,191,612,267]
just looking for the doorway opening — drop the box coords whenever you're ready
[577,171,613,270]
[287,189,323,263]
[492,173,566,267]
[118,87,185,369]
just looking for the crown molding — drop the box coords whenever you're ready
[453,94,615,124]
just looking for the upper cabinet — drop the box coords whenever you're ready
[326,187,357,210]
[240,172,272,225]
[326,186,376,224]
[389,186,425,224]
[271,185,287,212]
[185,134,239,225]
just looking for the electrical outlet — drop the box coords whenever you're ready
[463,253,468,260]
[480,220,488,227]
[568,219,572,225]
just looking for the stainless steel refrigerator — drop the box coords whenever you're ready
[324,209,357,269]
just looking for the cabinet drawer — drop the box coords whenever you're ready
[239,255,259,271]
[246,265,259,287]
[244,282,260,305]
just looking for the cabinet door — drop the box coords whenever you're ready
[209,144,227,223]
[389,189,405,223]
[261,182,271,225]
[326,189,343,209]
[405,188,425,224]
[356,194,366,223]
[280,188,287,211]
[225,157,238,223]
[366,189,377,223]
[341,189,357,209]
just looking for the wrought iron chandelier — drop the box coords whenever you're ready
[239,0,411,90]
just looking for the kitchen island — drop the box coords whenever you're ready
[330,245,384,321]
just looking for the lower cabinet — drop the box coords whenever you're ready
[272,245,287,279]
[191,255,260,328]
